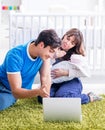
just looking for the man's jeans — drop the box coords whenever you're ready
[0,82,16,111]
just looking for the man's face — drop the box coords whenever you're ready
[39,43,59,61]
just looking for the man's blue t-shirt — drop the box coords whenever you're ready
[0,41,43,90]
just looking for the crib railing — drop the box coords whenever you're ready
[9,12,105,75]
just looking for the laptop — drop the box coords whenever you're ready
[43,97,82,122]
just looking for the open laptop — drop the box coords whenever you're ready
[43,98,82,122]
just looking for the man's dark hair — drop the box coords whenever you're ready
[35,29,61,48]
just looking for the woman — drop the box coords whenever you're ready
[38,28,102,104]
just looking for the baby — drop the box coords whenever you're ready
[51,54,90,83]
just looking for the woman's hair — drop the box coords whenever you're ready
[61,28,85,61]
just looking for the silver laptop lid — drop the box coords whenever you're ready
[43,98,82,122]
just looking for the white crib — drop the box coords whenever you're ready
[9,11,105,75]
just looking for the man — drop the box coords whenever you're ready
[0,29,61,111]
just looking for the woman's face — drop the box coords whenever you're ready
[61,35,76,51]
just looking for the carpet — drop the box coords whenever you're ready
[0,95,105,130]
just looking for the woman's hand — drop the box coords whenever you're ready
[51,69,69,79]
[54,50,66,58]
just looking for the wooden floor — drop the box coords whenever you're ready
[81,75,105,94]
[32,74,105,95]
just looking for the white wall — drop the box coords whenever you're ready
[1,0,21,24]
[0,0,1,25]
[21,0,98,13]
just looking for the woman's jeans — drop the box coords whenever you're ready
[50,78,90,104]
[0,82,17,111]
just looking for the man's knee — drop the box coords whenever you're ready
[0,93,16,111]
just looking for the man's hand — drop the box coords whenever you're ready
[38,85,50,97]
